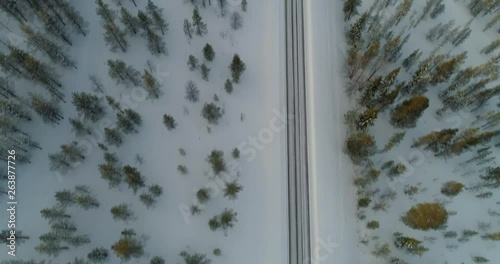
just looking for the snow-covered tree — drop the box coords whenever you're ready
[187,55,198,71]
[183,19,193,41]
[95,0,116,24]
[107,59,140,86]
[146,28,166,55]
[54,0,88,36]
[103,22,128,52]
[150,256,165,264]
[224,180,243,200]
[89,75,104,93]
[69,118,91,137]
[40,207,71,223]
[76,194,99,210]
[111,229,144,261]
[60,141,85,163]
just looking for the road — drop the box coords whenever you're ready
[285,0,311,263]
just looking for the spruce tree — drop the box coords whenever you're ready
[229,54,246,83]
[95,0,116,24]
[200,63,210,81]
[230,12,243,30]
[111,229,144,261]
[390,95,429,128]
[72,92,106,122]
[69,118,91,137]
[183,19,193,42]
[150,256,166,264]
[55,0,88,36]
[103,22,128,52]
[87,247,109,263]
[202,102,224,124]
[203,43,215,61]
[187,55,198,71]
[123,165,146,194]
[146,29,166,55]
[76,194,100,210]
[104,127,123,147]
[120,7,140,35]
[192,7,208,36]
[224,180,243,200]
[110,204,133,221]
[60,141,85,163]
[55,189,75,207]
[163,114,176,130]
[146,0,168,35]
[143,70,162,98]
[49,153,71,174]
[224,79,233,94]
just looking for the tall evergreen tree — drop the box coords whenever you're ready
[192,7,208,36]
[229,54,246,83]
[203,43,215,61]
[343,0,361,21]
[103,22,128,52]
[72,92,106,122]
[185,80,199,102]
[142,70,162,99]
[146,0,168,35]
[123,165,146,194]
[120,7,140,35]
[104,127,123,147]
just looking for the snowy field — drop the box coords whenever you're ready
[0,0,288,263]
[342,0,500,263]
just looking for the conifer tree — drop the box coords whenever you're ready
[230,12,243,30]
[76,194,99,210]
[150,256,166,264]
[484,13,500,31]
[38,9,73,46]
[137,10,152,31]
[412,128,459,153]
[96,0,116,24]
[120,7,140,35]
[356,107,379,130]
[224,79,233,94]
[31,94,62,125]
[55,189,75,207]
[200,63,210,81]
[203,43,215,61]
[343,0,361,21]
[187,55,198,71]
[72,92,106,122]
[107,60,140,86]
[55,0,88,36]
[146,29,166,55]
[60,141,85,163]
[123,165,146,194]
[88,247,109,263]
[69,118,91,137]
[0,99,31,122]
[390,95,429,128]
[163,114,176,130]
[103,22,128,52]
[202,102,224,124]
[207,149,226,175]
[106,96,124,114]
[185,80,199,102]
[438,128,500,157]
[241,0,248,12]
[111,229,144,261]
[224,180,243,200]
[180,251,211,264]
[229,54,246,83]
[183,19,193,42]
[89,75,104,93]
[110,204,134,221]
[146,0,168,35]
[481,39,500,55]
[192,7,208,36]
[142,70,162,99]
[346,12,368,46]
[40,207,71,223]
[104,127,123,147]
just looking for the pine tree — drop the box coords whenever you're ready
[481,39,500,55]
[180,251,212,264]
[0,0,28,23]
[106,96,124,114]
[89,75,104,93]
[230,12,243,30]
[138,10,152,31]
[55,189,75,207]
[60,141,85,163]
[390,95,429,128]
[20,24,77,69]
[104,127,123,147]
[40,207,71,223]
[35,242,68,256]
[150,256,166,264]
[50,220,77,233]
[345,132,377,163]
[185,80,199,102]
[149,184,163,197]
[392,0,413,26]
[0,99,31,122]
[146,0,168,35]
[146,28,166,55]
[229,54,246,83]
[76,194,99,210]
[72,92,106,122]
[88,247,109,263]
[196,187,211,204]
[431,52,467,85]
[187,55,198,71]
[224,180,243,200]
[120,7,140,35]
[200,63,210,81]
[356,107,379,130]
[429,0,445,19]
[69,118,91,137]
[123,165,145,194]
[219,208,237,234]
[96,0,116,23]
[107,60,140,86]
[192,7,208,36]
[346,12,368,46]
[142,70,162,99]
[203,43,215,61]
[414,0,438,27]
[402,49,422,71]
[110,204,133,221]
[224,79,233,94]
[111,229,144,261]
[49,153,71,173]
[202,102,224,124]
[38,9,73,46]
[103,22,128,52]
[343,0,361,21]
[218,0,227,16]
[139,193,155,208]
[241,0,247,12]
[183,19,193,42]
[484,13,500,31]
[163,114,176,130]
[0,229,29,245]
[438,128,500,157]
[412,128,458,153]
[206,149,226,175]
[55,0,88,36]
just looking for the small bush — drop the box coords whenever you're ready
[441,181,464,197]
[358,198,371,208]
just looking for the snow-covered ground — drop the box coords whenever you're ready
[305,0,359,263]
[0,0,288,263]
